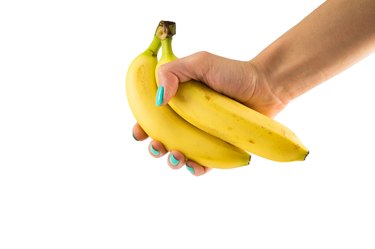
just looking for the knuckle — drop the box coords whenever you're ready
[193,51,211,62]
[158,63,168,73]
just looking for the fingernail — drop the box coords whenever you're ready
[132,131,138,141]
[169,154,180,166]
[155,86,164,106]
[149,144,160,156]
[186,165,195,175]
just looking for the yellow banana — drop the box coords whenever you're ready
[126,34,250,169]
[155,21,309,162]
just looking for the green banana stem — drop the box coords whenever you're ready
[155,20,178,61]
[143,35,161,57]
[161,38,177,61]
[143,20,177,58]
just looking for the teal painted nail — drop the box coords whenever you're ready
[155,86,164,106]
[169,154,179,166]
[186,165,195,174]
[149,144,160,156]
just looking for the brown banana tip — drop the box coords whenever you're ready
[304,151,310,160]
[155,20,176,39]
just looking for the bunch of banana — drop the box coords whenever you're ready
[155,21,309,162]
[126,27,250,169]
[126,20,309,169]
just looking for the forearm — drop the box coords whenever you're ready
[252,0,375,105]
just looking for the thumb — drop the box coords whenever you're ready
[156,63,179,106]
[156,52,209,105]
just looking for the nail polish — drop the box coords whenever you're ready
[155,86,164,106]
[169,154,179,166]
[149,144,160,156]
[186,165,195,174]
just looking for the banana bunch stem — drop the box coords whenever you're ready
[144,35,161,57]
[155,21,176,40]
[155,21,177,61]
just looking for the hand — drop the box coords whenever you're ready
[132,51,285,176]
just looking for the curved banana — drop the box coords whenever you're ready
[155,21,309,162]
[126,34,250,169]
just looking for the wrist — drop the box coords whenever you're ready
[245,59,289,118]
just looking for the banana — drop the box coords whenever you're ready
[155,21,309,162]
[126,33,250,169]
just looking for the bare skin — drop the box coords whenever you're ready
[133,0,375,176]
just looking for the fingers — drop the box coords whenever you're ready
[132,123,148,141]
[185,160,212,176]
[149,143,211,176]
[156,67,179,106]
[148,140,168,158]
[167,151,212,176]
[149,145,211,176]
[166,149,213,176]
[167,150,186,169]
[132,123,211,176]
[156,51,211,105]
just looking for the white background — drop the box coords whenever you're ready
[1,0,375,248]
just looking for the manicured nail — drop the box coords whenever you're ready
[155,86,164,106]
[186,165,195,175]
[169,154,180,166]
[149,144,160,156]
